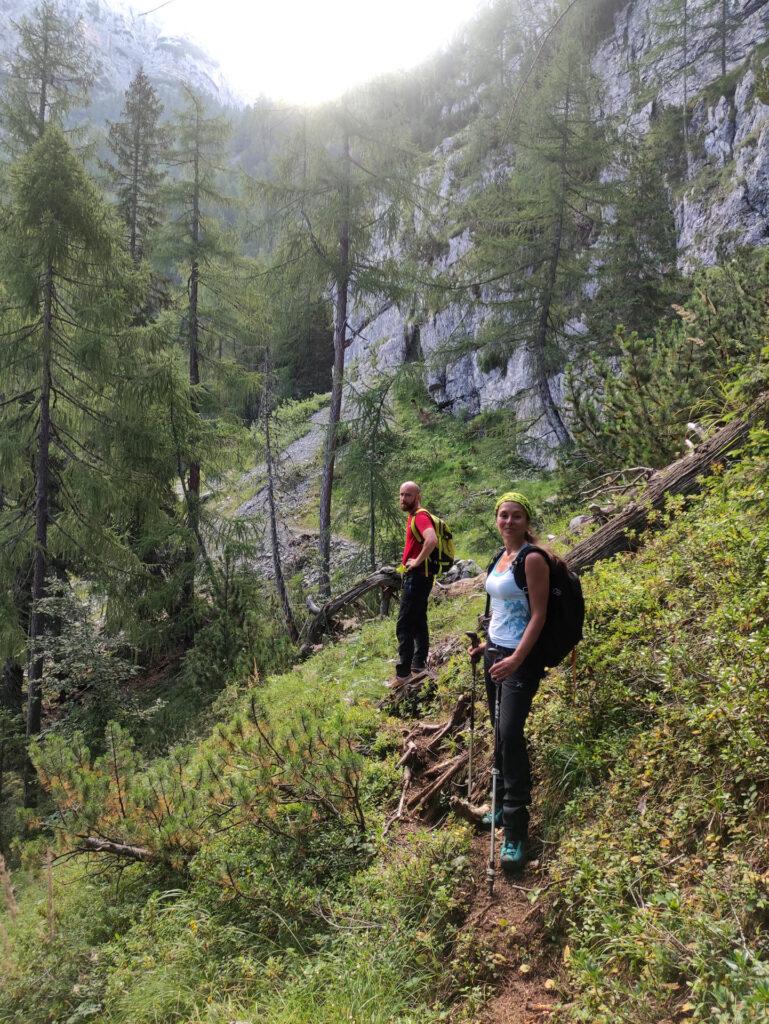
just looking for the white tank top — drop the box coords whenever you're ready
[485,558,530,649]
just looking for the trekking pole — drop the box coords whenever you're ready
[487,649,502,897]
[465,631,480,799]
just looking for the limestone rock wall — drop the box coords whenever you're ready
[346,0,769,464]
[0,0,238,107]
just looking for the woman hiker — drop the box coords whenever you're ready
[468,491,551,871]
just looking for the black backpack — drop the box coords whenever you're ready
[484,544,585,668]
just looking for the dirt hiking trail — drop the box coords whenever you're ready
[384,619,564,1022]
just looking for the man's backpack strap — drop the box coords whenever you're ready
[410,508,436,576]
[409,507,434,543]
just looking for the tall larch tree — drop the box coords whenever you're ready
[105,68,169,264]
[159,89,234,627]
[0,0,96,151]
[260,98,420,597]
[0,0,97,733]
[465,22,607,447]
[0,128,139,800]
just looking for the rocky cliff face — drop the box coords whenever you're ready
[346,0,769,463]
[0,0,239,108]
[594,0,769,269]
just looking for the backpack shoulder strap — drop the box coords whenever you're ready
[485,548,505,576]
[513,544,550,594]
[483,548,505,622]
[410,507,435,542]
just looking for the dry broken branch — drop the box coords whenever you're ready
[449,795,489,825]
[78,837,156,862]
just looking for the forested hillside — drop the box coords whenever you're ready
[1,0,769,1021]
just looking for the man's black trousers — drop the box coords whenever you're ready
[483,644,544,841]
[396,571,434,676]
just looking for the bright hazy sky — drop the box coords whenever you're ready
[148,0,486,105]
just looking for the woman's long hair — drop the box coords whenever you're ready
[517,517,568,572]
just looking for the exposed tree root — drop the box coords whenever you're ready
[449,795,488,825]
[407,751,469,812]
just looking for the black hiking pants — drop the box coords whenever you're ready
[484,644,544,842]
[396,571,434,676]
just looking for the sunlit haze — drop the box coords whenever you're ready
[149,0,486,105]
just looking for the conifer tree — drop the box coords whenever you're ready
[159,89,233,620]
[0,1,97,711]
[319,121,351,600]
[644,0,740,148]
[645,0,692,152]
[339,374,403,569]
[260,101,419,597]
[466,25,606,446]
[567,248,769,474]
[105,69,169,264]
[588,114,683,348]
[0,0,96,152]
[704,0,737,77]
[0,127,138,795]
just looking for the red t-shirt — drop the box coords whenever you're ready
[402,510,434,567]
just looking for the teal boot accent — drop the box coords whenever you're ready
[499,837,527,871]
[479,807,503,830]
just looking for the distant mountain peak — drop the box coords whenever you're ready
[0,0,242,106]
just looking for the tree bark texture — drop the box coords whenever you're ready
[318,127,350,599]
[79,836,155,862]
[263,363,299,642]
[24,267,54,805]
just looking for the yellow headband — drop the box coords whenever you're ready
[494,490,534,521]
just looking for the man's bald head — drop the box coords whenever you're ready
[399,481,421,512]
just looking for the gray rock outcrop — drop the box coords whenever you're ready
[345,0,769,464]
[0,0,239,108]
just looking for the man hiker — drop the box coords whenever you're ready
[394,481,438,685]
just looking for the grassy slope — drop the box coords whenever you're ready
[383,391,559,562]
[0,595,485,1024]
[532,436,769,1022]
[3,426,769,1023]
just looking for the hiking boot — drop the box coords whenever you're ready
[499,838,527,871]
[478,807,503,830]
[388,673,412,690]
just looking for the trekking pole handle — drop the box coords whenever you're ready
[465,631,482,664]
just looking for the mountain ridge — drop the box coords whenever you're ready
[0,0,241,109]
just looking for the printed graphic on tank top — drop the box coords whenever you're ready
[485,559,530,649]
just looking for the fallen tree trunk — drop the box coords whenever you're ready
[566,395,769,574]
[301,566,402,651]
